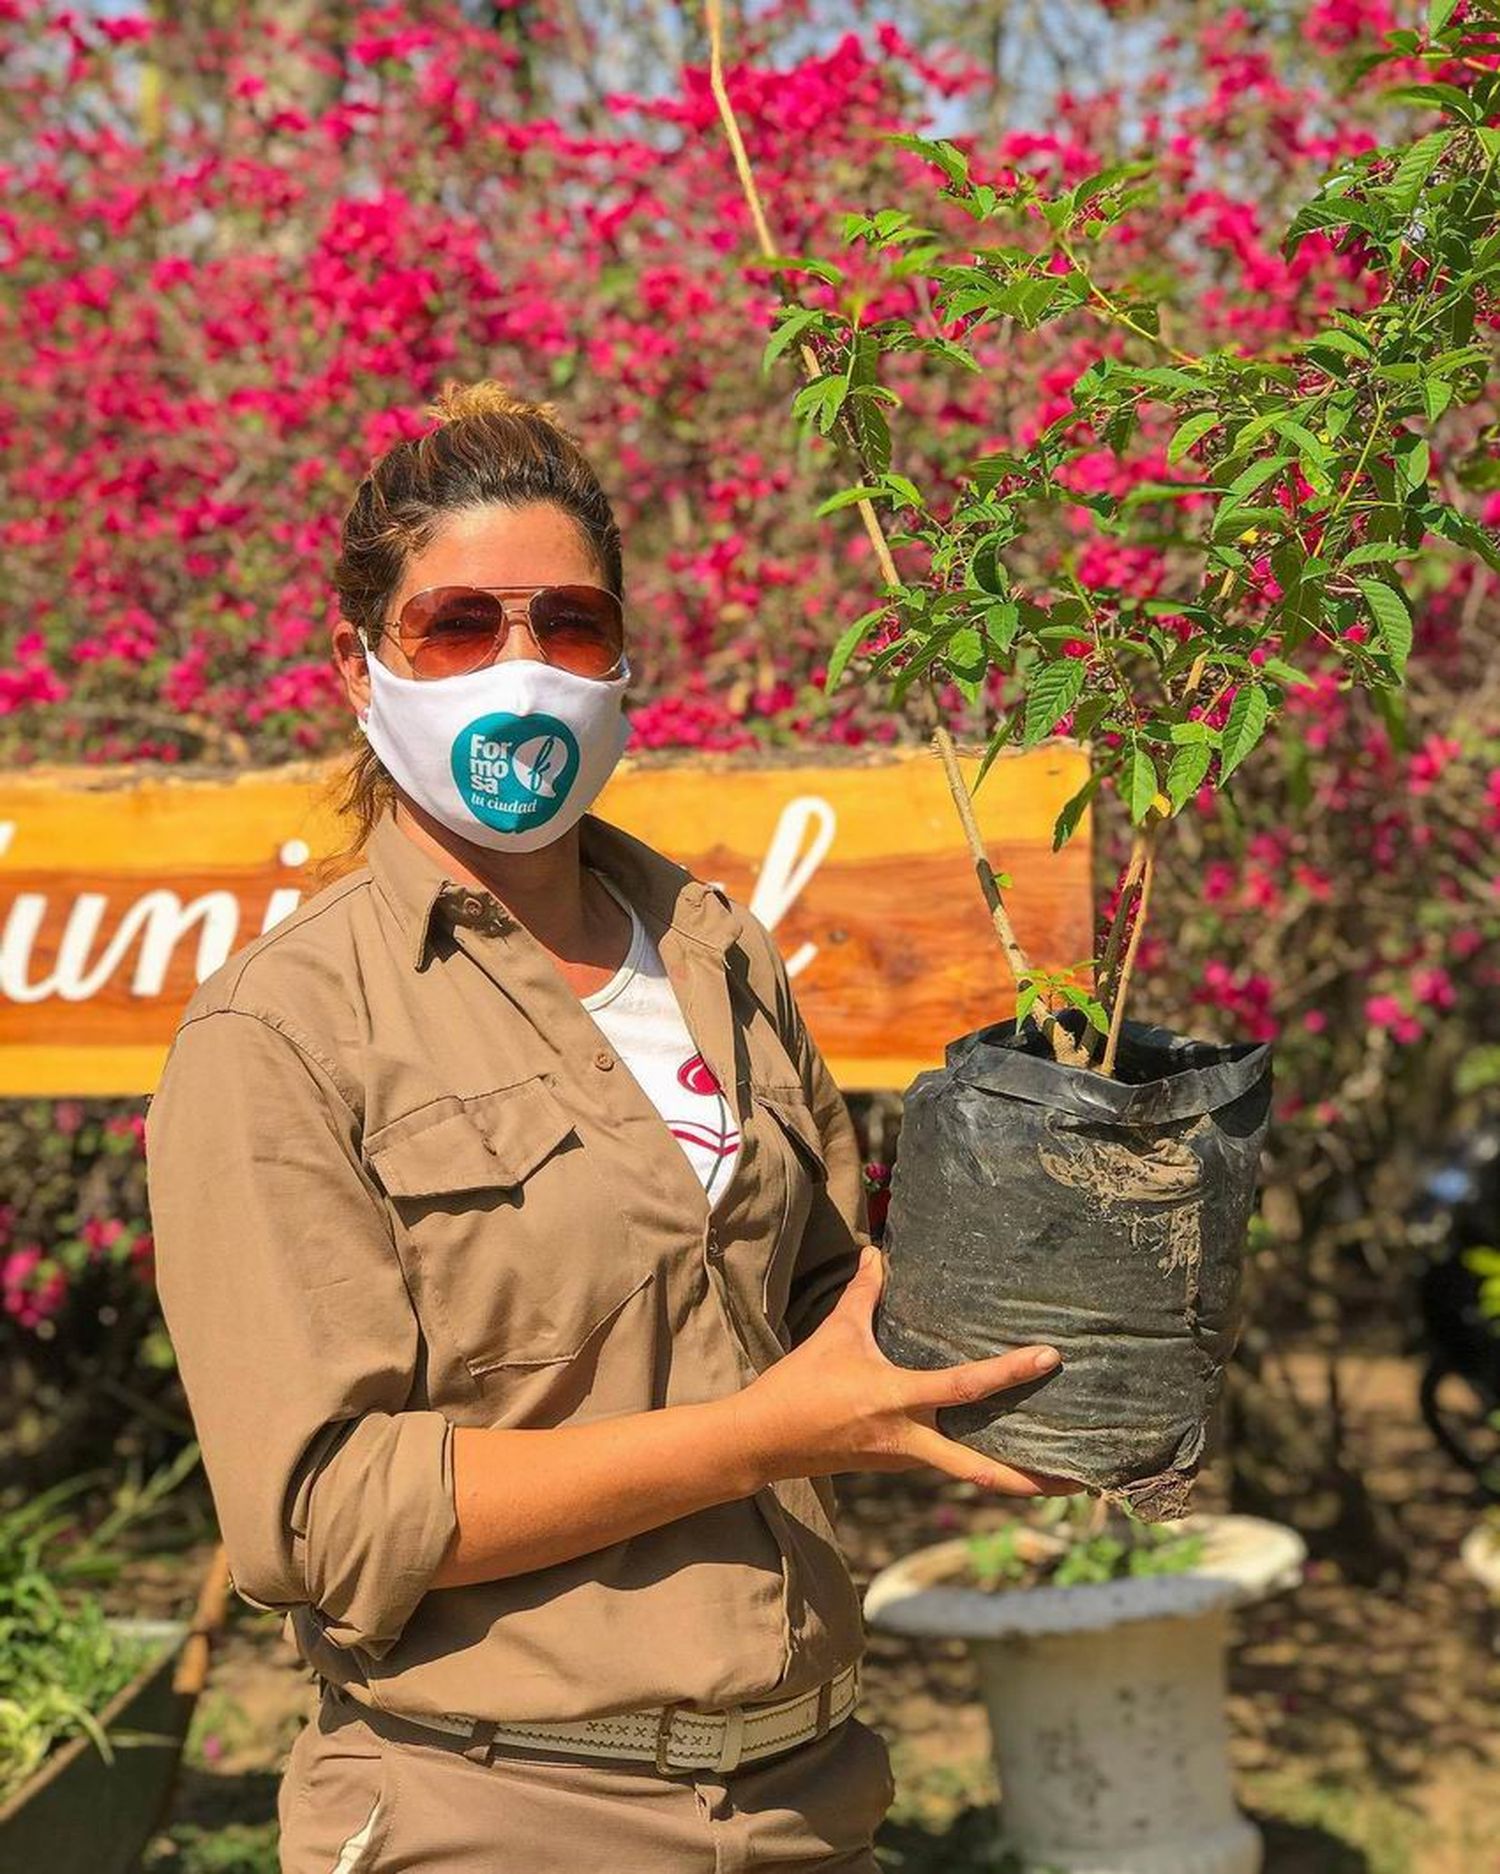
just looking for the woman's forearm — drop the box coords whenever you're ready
[429,1396,764,1590]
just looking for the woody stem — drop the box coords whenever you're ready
[1099,825,1160,1077]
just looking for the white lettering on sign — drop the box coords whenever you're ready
[1,881,241,1003]
[741,796,837,981]
[0,801,836,1002]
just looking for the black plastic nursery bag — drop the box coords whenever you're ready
[874,1010,1274,1518]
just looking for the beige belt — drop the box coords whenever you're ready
[367,1661,860,1775]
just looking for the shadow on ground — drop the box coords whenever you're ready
[1251,1811,1373,1874]
[874,1807,1370,1873]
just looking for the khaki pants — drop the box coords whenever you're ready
[277,1686,896,1872]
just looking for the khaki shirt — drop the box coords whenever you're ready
[144,807,872,1725]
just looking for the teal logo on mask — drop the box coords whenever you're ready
[451,712,580,833]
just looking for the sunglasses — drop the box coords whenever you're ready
[372,582,626,680]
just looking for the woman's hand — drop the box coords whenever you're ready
[732,1244,1081,1496]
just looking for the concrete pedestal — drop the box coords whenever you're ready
[863,1514,1305,1874]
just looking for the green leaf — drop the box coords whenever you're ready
[846,207,928,246]
[846,329,881,391]
[889,631,953,704]
[1211,502,1288,541]
[761,307,822,376]
[1220,685,1271,783]
[1054,982,1111,1035]
[845,390,892,475]
[1223,453,1295,506]
[1167,412,1219,465]
[1166,742,1212,812]
[1130,365,1205,395]
[970,711,1022,794]
[1022,659,1086,747]
[983,602,1021,655]
[1075,159,1155,210]
[813,484,886,518]
[823,607,888,690]
[792,374,849,434]
[915,332,982,375]
[1268,420,1336,498]
[966,451,1028,496]
[997,276,1066,328]
[1428,0,1460,32]
[1258,656,1317,690]
[1283,197,1386,256]
[1125,745,1158,823]
[1380,81,1479,122]
[883,132,971,187]
[1388,129,1450,212]
[1069,695,1114,741]
[1302,327,1375,364]
[1270,417,1330,462]
[1051,771,1103,850]
[757,254,847,287]
[1394,432,1431,495]
[943,625,986,675]
[1120,478,1206,507]
[969,531,1010,596]
[1342,541,1408,568]
[1425,503,1500,572]
[1015,981,1041,1025]
[1357,578,1414,674]
[882,472,925,510]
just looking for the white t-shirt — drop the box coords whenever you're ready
[580,868,743,1206]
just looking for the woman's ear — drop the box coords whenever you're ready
[332,618,373,721]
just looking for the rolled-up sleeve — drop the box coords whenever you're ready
[144,1007,457,1658]
[759,932,874,1350]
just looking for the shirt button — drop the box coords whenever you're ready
[594,1049,615,1071]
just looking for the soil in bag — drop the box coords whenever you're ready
[873,1008,1273,1519]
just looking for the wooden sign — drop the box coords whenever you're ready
[0,746,1092,1095]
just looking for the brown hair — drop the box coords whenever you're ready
[314,378,624,883]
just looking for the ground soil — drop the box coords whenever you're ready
[114,1350,1499,1873]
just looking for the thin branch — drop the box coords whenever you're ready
[1100,824,1159,1075]
[1095,832,1148,1015]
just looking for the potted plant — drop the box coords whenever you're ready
[705,2,1500,1511]
[0,1453,229,1874]
[863,1500,1307,1874]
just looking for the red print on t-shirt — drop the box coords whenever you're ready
[677,1053,720,1097]
[670,1053,741,1164]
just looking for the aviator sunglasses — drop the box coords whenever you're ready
[366,582,627,681]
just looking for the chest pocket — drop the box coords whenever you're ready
[748,1084,829,1331]
[365,1076,653,1383]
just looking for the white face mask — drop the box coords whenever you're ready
[356,635,632,853]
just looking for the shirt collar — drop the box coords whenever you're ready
[361,808,742,971]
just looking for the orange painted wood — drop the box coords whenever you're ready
[0,745,1092,1095]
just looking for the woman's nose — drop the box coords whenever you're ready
[495,608,546,662]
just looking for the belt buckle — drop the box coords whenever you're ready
[654,1701,683,1774]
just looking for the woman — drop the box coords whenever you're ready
[144,380,1069,1873]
